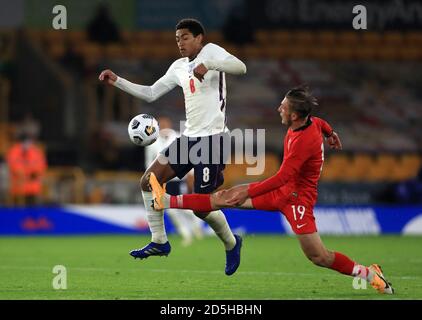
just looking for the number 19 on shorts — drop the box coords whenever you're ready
[291,205,305,221]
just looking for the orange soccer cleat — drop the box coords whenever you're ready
[369,264,394,294]
[148,172,167,211]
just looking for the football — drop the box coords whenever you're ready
[127,114,159,147]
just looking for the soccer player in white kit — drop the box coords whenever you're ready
[99,18,246,275]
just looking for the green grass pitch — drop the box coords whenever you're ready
[0,235,421,300]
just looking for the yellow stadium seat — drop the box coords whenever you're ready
[345,154,374,181]
[309,46,332,60]
[399,46,422,60]
[255,30,272,44]
[317,31,337,46]
[404,32,422,45]
[80,43,103,60]
[105,44,125,59]
[353,46,377,60]
[242,45,265,59]
[376,47,398,60]
[128,45,148,59]
[293,31,314,45]
[272,31,291,44]
[120,30,133,43]
[48,42,66,59]
[391,154,421,180]
[67,31,87,45]
[331,46,354,60]
[321,154,353,181]
[367,154,398,181]
[362,32,383,46]
[383,32,403,46]
[338,32,361,46]
[133,31,156,45]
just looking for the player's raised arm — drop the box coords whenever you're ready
[193,43,246,82]
[98,65,178,103]
[202,52,247,75]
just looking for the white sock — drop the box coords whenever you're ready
[142,190,167,244]
[203,210,236,250]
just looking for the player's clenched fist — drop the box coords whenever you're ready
[326,131,342,150]
[99,69,118,85]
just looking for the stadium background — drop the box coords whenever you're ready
[0,0,422,299]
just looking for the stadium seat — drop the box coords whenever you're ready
[321,154,353,181]
[317,31,337,46]
[128,45,149,59]
[376,47,398,60]
[255,30,272,44]
[346,154,374,181]
[48,42,66,59]
[399,46,422,60]
[367,154,398,181]
[362,32,383,46]
[105,44,126,59]
[331,46,354,60]
[242,45,265,59]
[383,32,403,46]
[79,43,104,60]
[391,154,422,180]
[133,31,157,45]
[293,31,314,45]
[404,32,422,46]
[309,46,332,60]
[272,31,291,45]
[338,32,361,46]
[353,46,377,60]
[67,31,87,46]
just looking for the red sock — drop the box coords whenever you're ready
[330,252,356,276]
[170,194,213,212]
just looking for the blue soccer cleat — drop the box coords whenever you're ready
[225,234,242,276]
[130,241,171,260]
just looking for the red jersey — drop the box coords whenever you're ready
[248,116,333,206]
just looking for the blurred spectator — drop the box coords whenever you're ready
[19,112,41,140]
[6,131,47,206]
[86,4,121,45]
[60,43,86,79]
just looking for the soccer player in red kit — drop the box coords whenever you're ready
[149,86,394,294]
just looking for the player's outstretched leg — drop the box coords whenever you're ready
[298,233,394,294]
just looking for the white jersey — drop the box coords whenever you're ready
[114,43,246,137]
[161,43,230,137]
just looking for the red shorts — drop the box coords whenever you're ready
[251,189,317,235]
